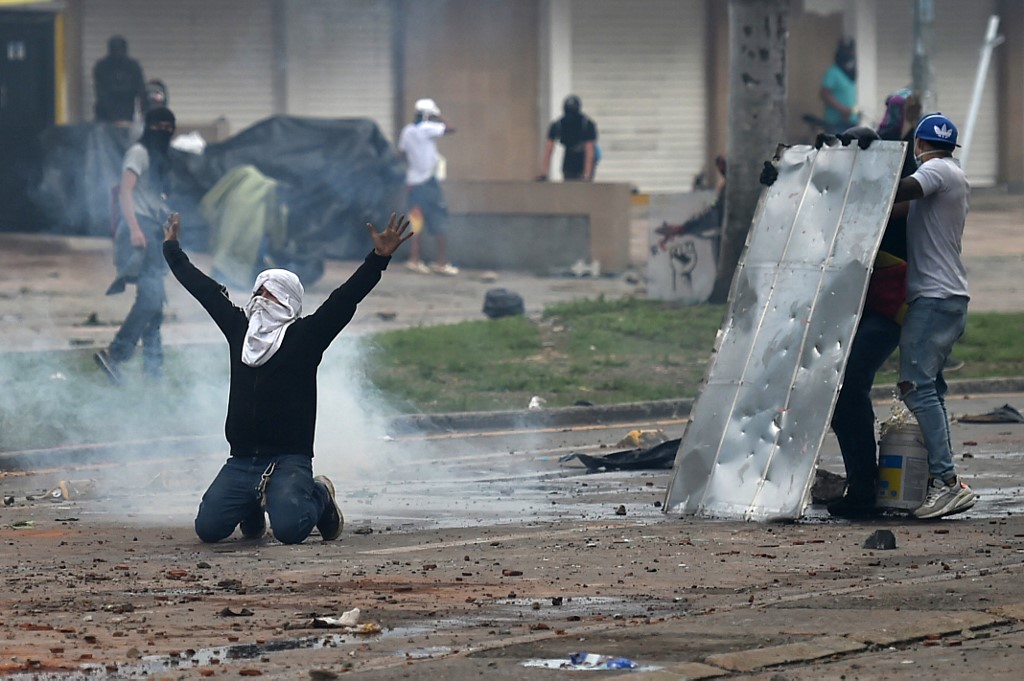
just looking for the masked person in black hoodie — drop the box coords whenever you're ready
[95,107,177,384]
[93,35,146,124]
[161,212,412,544]
[537,95,599,182]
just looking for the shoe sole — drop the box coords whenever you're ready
[314,476,344,540]
[93,351,121,385]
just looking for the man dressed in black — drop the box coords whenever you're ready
[537,95,599,182]
[93,35,145,123]
[162,212,412,544]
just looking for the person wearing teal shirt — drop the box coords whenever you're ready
[819,38,859,134]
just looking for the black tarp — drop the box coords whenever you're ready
[561,438,682,472]
[27,116,406,259]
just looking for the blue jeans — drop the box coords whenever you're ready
[108,223,166,376]
[898,296,969,479]
[832,312,901,496]
[195,454,330,545]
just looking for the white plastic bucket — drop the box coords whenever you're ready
[876,422,930,510]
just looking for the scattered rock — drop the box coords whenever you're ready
[811,469,846,504]
[863,529,897,550]
[614,505,627,516]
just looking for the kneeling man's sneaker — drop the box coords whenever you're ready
[913,476,977,519]
[239,511,267,539]
[314,475,344,540]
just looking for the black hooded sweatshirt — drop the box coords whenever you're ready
[163,240,390,457]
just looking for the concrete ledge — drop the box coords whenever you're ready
[703,635,865,672]
[870,376,1024,401]
[388,377,1024,437]
[846,610,1006,646]
[385,398,695,436]
[440,180,633,272]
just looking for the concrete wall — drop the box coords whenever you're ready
[400,0,540,182]
[418,180,632,273]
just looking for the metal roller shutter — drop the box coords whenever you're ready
[571,0,707,193]
[874,0,998,186]
[81,0,274,135]
[283,0,395,140]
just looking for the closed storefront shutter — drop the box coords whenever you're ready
[571,0,707,193]
[875,0,998,186]
[283,0,395,140]
[81,0,275,135]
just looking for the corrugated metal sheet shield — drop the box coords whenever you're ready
[664,141,907,520]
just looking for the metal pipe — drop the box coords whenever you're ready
[961,15,1005,170]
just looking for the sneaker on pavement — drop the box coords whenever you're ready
[93,349,121,385]
[314,475,344,540]
[239,511,267,539]
[431,263,460,276]
[913,476,977,519]
[404,260,432,274]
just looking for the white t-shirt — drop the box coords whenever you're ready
[398,120,446,185]
[905,156,970,302]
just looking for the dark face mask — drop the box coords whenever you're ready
[142,127,174,156]
[842,59,857,81]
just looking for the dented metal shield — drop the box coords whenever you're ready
[663,141,906,520]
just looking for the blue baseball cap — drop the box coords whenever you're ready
[915,113,960,147]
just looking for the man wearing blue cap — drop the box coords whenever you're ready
[891,113,975,519]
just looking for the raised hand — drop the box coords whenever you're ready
[162,212,181,242]
[366,212,413,257]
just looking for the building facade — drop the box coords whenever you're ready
[7,0,1023,192]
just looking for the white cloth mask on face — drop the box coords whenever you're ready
[242,269,303,367]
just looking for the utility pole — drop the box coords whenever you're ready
[912,0,937,113]
[709,0,790,304]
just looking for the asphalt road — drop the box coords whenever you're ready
[1,391,1023,679]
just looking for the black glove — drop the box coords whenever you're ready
[759,161,778,187]
[814,133,838,150]
[837,126,880,150]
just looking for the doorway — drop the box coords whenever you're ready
[0,10,55,231]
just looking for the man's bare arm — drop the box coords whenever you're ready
[893,176,924,204]
[538,139,555,179]
[583,140,595,181]
[118,170,146,248]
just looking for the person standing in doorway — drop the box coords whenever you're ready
[537,95,599,182]
[93,35,146,124]
[398,98,458,276]
[95,106,176,384]
[819,38,859,135]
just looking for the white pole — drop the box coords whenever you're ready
[961,15,1004,170]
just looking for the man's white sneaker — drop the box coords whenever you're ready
[431,263,459,276]
[404,260,432,274]
[913,477,977,519]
